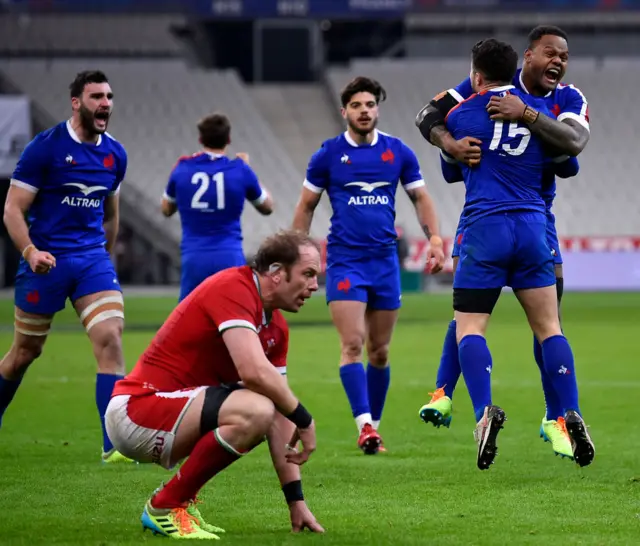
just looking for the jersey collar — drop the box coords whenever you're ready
[66,119,102,146]
[489,84,516,93]
[251,269,272,327]
[344,129,379,148]
[518,69,552,98]
[204,151,224,159]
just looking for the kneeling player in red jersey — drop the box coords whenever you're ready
[106,230,324,540]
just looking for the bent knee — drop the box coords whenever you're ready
[242,393,276,436]
[341,335,365,362]
[13,342,44,369]
[367,343,390,366]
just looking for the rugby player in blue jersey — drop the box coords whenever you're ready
[160,112,273,301]
[434,39,594,469]
[0,70,132,463]
[292,77,445,454]
[416,26,591,462]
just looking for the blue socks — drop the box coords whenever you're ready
[458,335,493,422]
[339,363,371,423]
[436,319,461,398]
[533,336,564,421]
[367,363,390,427]
[541,335,580,415]
[96,373,124,452]
[0,375,23,428]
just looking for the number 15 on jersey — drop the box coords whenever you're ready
[191,171,225,210]
[489,121,531,157]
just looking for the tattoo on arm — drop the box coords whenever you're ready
[422,224,432,239]
[429,125,452,151]
[528,115,589,156]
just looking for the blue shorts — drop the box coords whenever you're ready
[325,249,401,311]
[453,214,563,266]
[180,249,246,301]
[14,248,121,315]
[453,212,555,291]
[546,212,562,265]
[452,222,464,259]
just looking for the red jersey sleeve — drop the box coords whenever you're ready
[200,276,260,334]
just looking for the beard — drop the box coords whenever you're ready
[79,103,109,135]
[347,115,377,137]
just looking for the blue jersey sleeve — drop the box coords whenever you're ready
[164,162,180,202]
[551,155,580,179]
[557,85,590,131]
[399,142,425,190]
[112,146,127,195]
[439,151,463,184]
[11,134,49,193]
[242,162,267,205]
[450,77,474,103]
[303,143,330,194]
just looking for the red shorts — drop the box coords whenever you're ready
[105,387,206,469]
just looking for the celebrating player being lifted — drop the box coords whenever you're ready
[106,230,324,540]
[0,70,131,463]
[161,112,274,301]
[427,39,594,470]
[292,76,445,455]
[416,26,591,463]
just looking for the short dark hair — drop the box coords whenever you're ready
[69,70,109,99]
[340,76,387,108]
[471,39,518,85]
[197,113,231,149]
[252,230,320,275]
[528,25,568,49]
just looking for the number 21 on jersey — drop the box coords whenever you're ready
[489,121,531,156]
[191,171,225,210]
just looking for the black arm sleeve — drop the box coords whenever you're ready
[415,91,462,145]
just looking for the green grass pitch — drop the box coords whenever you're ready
[0,291,639,545]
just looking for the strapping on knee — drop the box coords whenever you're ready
[79,294,125,332]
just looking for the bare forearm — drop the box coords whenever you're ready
[412,194,440,239]
[4,207,33,253]
[527,114,588,156]
[268,412,301,486]
[428,125,457,153]
[103,219,118,254]
[243,367,299,415]
[292,206,313,234]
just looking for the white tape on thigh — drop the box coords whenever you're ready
[79,295,124,322]
[14,313,52,336]
[85,309,125,332]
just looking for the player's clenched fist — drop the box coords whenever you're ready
[23,244,56,274]
[427,235,445,274]
[285,420,316,465]
[235,152,250,164]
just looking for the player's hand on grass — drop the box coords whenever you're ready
[446,136,482,166]
[235,152,250,164]
[28,249,56,274]
[487,94,526,122]
[285,420,316,465]
[427,236,445,274]
[289,501,325,533]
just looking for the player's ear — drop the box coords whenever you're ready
[71,96,80,112]
[340,107,347,120]
[269,263,284,283]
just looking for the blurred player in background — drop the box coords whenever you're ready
[106,230,324,540]
[416,26,591,461]
[292,76,445,455]
[433,39,594,470]
[0,70,131,463]
[161,113,274,301]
